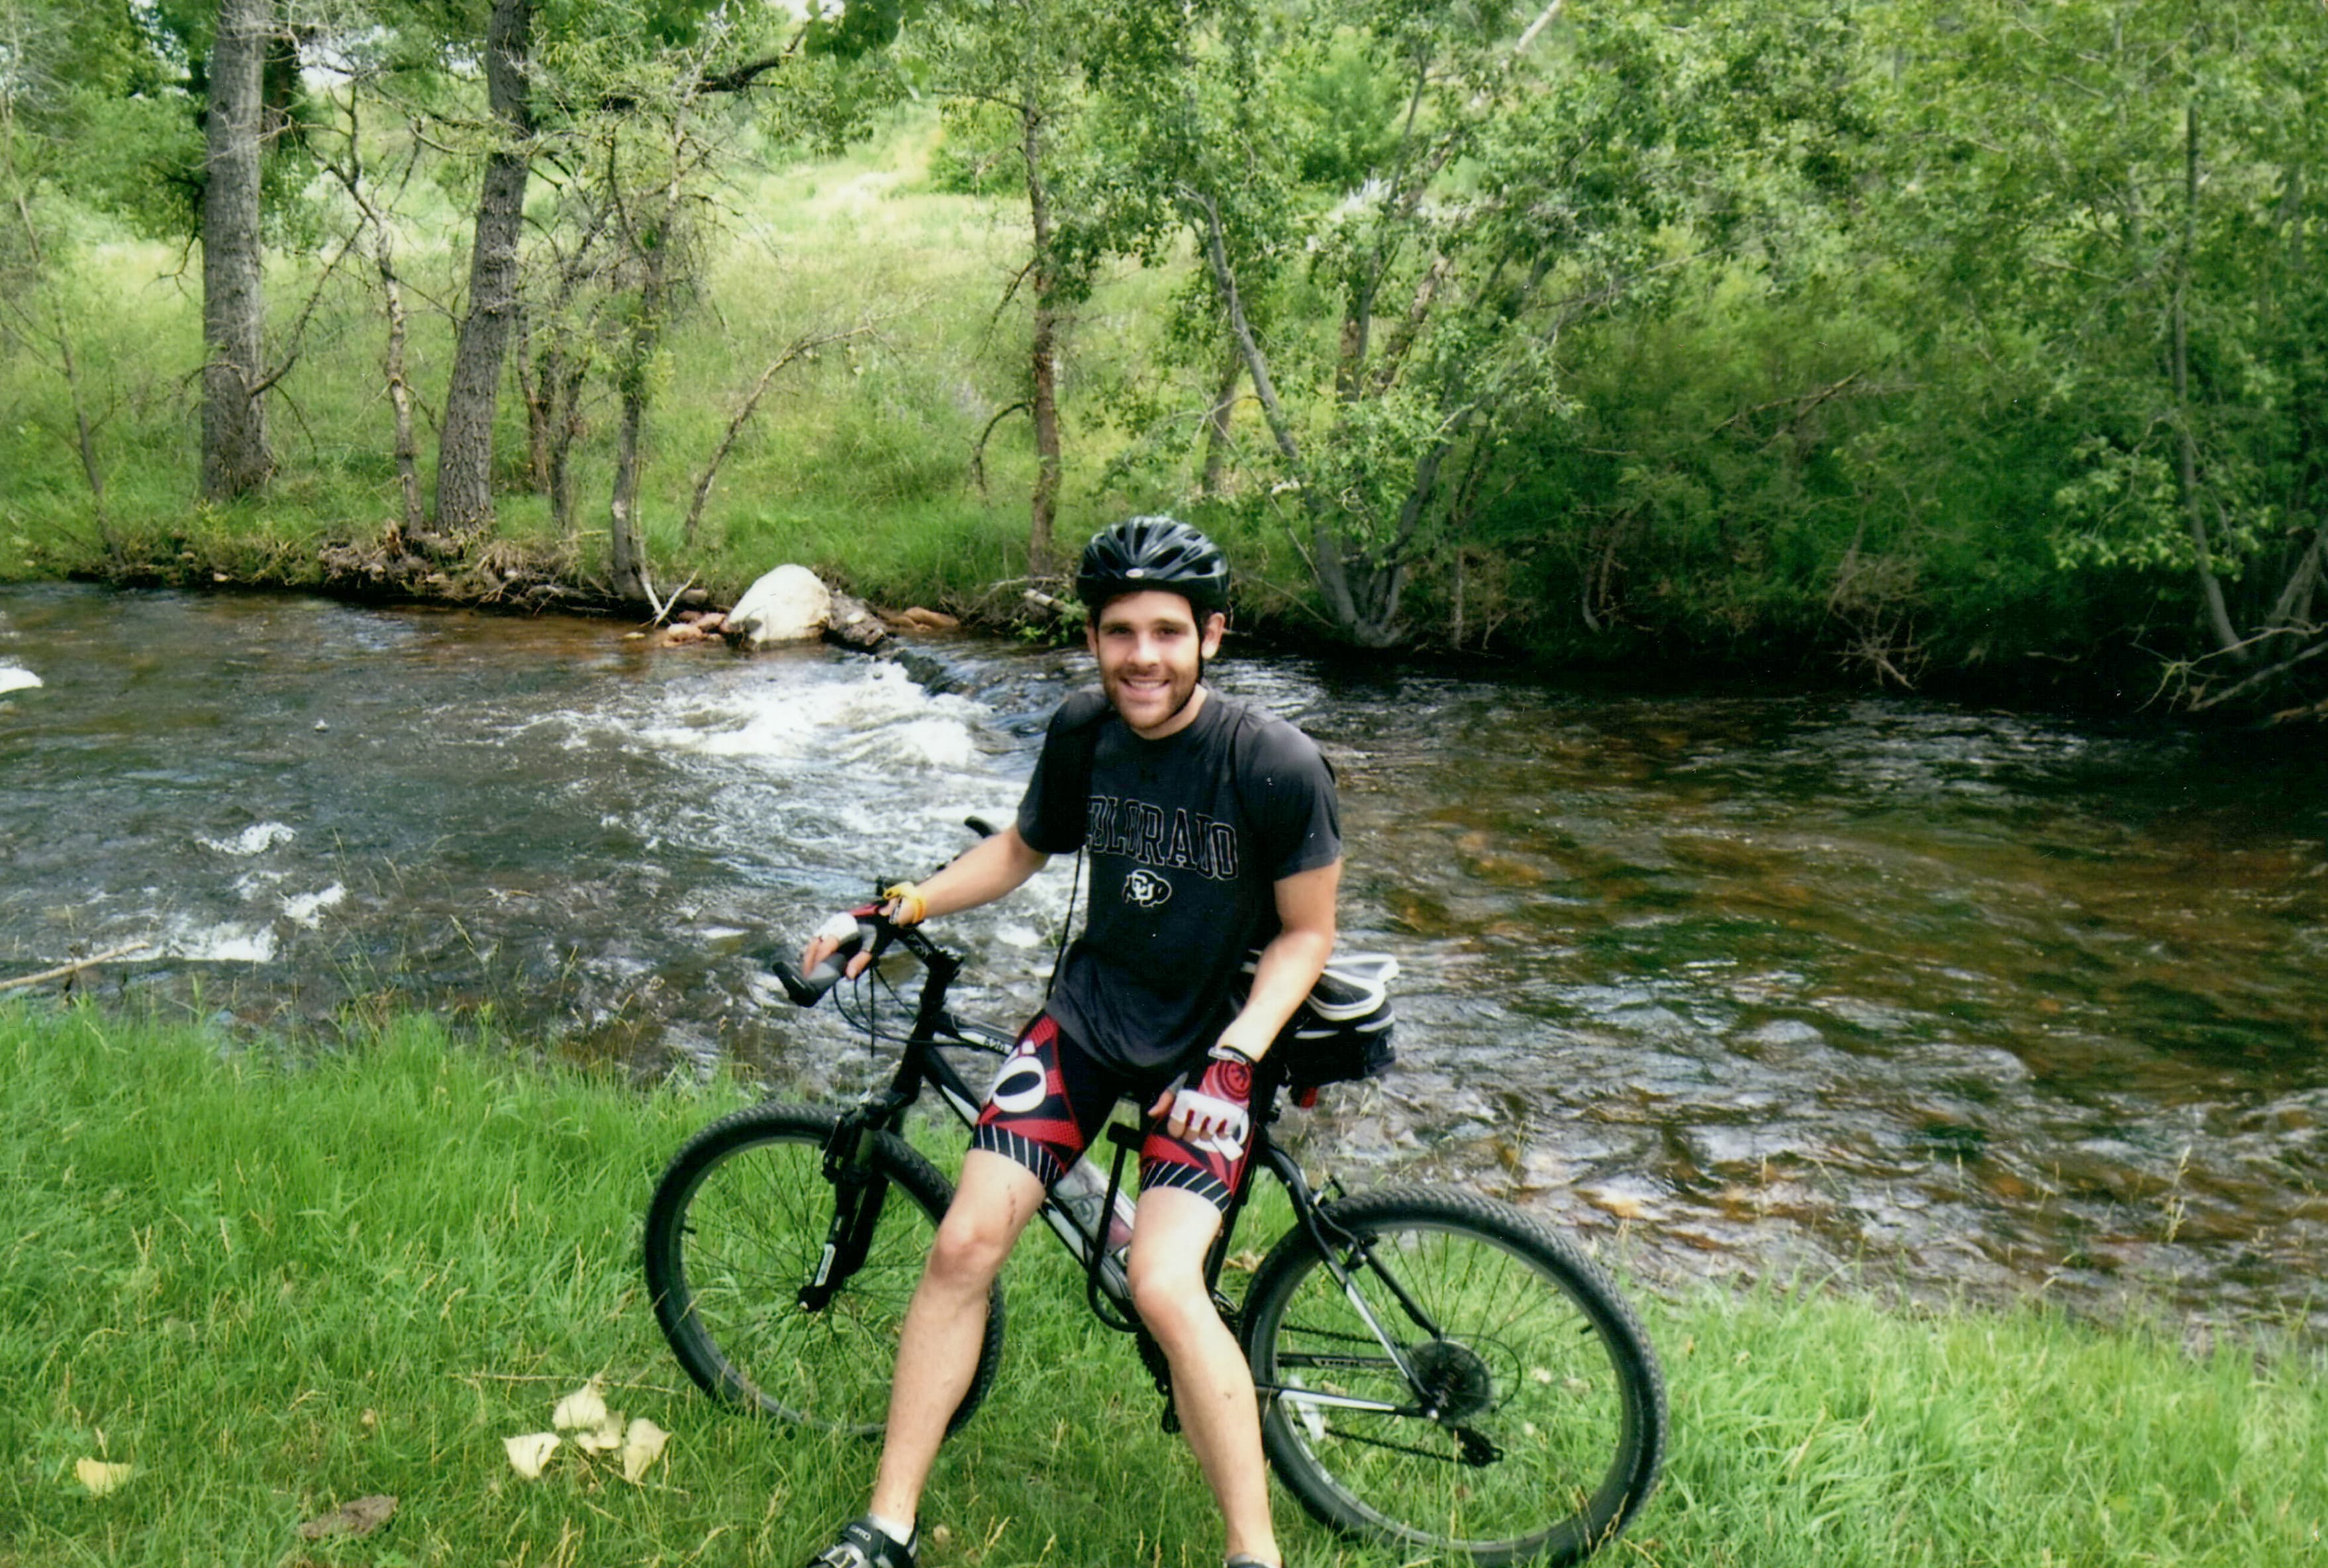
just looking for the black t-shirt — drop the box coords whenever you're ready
[1016,687,1341,1074]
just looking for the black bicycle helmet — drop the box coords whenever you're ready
[1075,515,1231,619]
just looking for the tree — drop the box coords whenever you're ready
[1131,0,1690,646]
[199,0,275,500]
[916,0,1120,571]
[0,0,127,514]
[432,0,532,540]
[427,0,908,549]
[308,34,428,538]
[1878,0,2328,712]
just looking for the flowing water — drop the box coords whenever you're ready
[3,583,2323,1333]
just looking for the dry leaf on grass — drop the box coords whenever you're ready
[510,1383,672,1484]
[297,1494,398,1540]
[574,1413,626,1453]
[551,1381,608,1432]
[504,1432,561,1479]
[620,1418,669,1484]
[75,1459,135,1497]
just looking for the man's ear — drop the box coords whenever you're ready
[1200,611,1228,658]
[1085,618,1100,656]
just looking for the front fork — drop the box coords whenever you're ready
[797,1096,910,1312]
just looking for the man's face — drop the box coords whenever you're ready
[1087,589,1226,739]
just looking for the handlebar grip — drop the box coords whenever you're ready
[765,912,886,1008]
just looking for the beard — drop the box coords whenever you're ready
[1099,651,1203,735]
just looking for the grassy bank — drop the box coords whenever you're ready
[3,1003,2321,1567]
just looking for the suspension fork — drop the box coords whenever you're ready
[799,938,967,1312]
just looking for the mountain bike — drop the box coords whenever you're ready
[642,858,1667,1567]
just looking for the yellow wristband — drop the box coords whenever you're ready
[882,882,929,926]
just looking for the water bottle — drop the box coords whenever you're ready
[1053,1157,1136,1260]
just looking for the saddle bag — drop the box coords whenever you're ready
[1241,951,1398,1097]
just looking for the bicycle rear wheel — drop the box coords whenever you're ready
[1242,1187,1664,1566]
[643,1103,1004,1438]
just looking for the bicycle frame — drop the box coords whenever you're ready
[805,920,1482,1434]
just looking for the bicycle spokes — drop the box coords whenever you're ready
[1247,1195,1663,1561]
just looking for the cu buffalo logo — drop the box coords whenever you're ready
[1122,869,1174,909]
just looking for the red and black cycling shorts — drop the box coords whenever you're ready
[972,1012,1249,1214]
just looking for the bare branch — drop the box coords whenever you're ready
[0,944,152,995]
[971,400,1032,499]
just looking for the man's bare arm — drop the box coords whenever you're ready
[801,825,1053,978]
[1219,859,1341,1060]
[1154,858,1341,1136]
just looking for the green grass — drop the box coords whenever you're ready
[3,1001,2321,1567]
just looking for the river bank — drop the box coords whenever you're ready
[15,502,2191,719]
[4,1003,2320,1568]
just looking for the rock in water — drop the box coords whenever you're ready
[827,590,889,652]
[727,565,832,646]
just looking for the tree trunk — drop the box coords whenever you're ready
[435,0,534,539]
[607,195,673,607]
[607,286,657,606]
[2172,101,2243,661]
[608,382,648,603]
[380,244,424,540]
[199,0,273,501]
[516,303,552,492]
[1022,98,1061,571]
[545,353,587,532]
[1200,345,1239,497]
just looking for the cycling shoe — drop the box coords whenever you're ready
[805,1516,917,1568]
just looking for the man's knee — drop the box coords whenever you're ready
[925,1155,1041,1289]
[926,1204,1014,1290]
[1128,1251,1211,1340]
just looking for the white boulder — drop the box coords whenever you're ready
[726,565,833,647]
[0,665,40,694]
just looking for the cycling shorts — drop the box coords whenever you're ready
[972,1012,1250,1213]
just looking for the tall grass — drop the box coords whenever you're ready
[3,1001,2321,1566]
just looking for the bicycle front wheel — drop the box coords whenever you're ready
[1243,1187,1665,1566]
[642,1103,1004,1439]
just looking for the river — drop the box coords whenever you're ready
[3,583,2322,1335]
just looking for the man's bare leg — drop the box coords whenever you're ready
[865,1150,1047,1527]
[1128,1185,1280,1567]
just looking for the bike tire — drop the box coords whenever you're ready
[1241,1186,1665,1566]
[643,1102,1004,1439]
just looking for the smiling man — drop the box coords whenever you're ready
[797,516,1342,1568]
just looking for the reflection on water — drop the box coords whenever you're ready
[3,583,2323,1334]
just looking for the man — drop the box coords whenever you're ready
[798,516,1341,1568]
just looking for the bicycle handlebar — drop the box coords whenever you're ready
[766,907,892,1007]
[765,820,994,1009]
